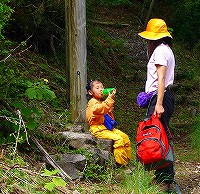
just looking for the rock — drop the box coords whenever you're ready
[60,131,113,152]
[50,153,87,180]
[60,131,97,149]
[65,124,85,132]
[54,131,115,179]
[96,138,113,153]
[87,147,111,166]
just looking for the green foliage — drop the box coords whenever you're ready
[41,169,67,191]
[0,110,20,145]
[173,0,200,49]
[12,103,41,131]
[0,154,47,193]
[0,39,13,58]
[25,79,56,101]
[0,75,58,145]
[85,162,110,182]
[0,78,56,144]
[87,0,132,9]
[64,148,114,182]
[87,26,126,73]
[0,149,167,194]
[0,0,13,39]
[88,27,125,55]
[0,60,27,99]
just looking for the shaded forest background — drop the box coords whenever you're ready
[0,0,200,193]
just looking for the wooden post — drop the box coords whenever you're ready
[65,0,87,124]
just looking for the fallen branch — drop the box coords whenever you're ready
[30,135,75,184]
[89,19,129,26]
[0,99,14,112]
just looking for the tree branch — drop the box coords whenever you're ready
[0,35,33,62]
[0,99,14,112]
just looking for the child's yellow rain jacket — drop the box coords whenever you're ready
[86,97,132,165]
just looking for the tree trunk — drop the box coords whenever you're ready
[65,0,87,124]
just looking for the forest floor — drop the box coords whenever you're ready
[173,137,200,194]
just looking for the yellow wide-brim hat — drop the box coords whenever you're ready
[138,18,172,40]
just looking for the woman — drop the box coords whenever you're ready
[138,18,175,192]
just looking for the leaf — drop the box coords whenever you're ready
[26,118,37,130]
[41,169,60,176]
[8,134,16,143]
[44,182,55,191]
[26,88,37,99]
[0,133,6,144]
[41,169,53,176]
[32,107,40,115]
[46,89,56,99]
[17,134,26,144]
[40,63,48,69]
[52,177,66,187]
[51,169,60,175]
[21,107,32,117]
[13,124,19,131]
[26,81,33,87]
[12,102,24,109]
[36,88,43,100]
[43,92,50,101]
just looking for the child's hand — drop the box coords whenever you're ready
[108,107,114,112]
[109,89,116,99]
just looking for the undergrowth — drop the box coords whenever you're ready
[0,147,169,194]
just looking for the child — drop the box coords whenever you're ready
[86,80,132,166]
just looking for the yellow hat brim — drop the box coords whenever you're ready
[138,31,172,40]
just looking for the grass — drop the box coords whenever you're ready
[0,154,49,193]
[1,142,183,194]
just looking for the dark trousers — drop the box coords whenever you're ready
[146,88,175,184]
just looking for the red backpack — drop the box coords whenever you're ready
[136,115,174,170]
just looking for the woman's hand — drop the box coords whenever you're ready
[154,104,164,118]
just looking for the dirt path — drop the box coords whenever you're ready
[175,160,200,194]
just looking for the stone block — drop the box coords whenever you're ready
[50,153,86,180]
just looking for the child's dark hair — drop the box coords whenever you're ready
[86,79,102,100]
[86,80,93,92]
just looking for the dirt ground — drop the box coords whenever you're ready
[175,160,200,194]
